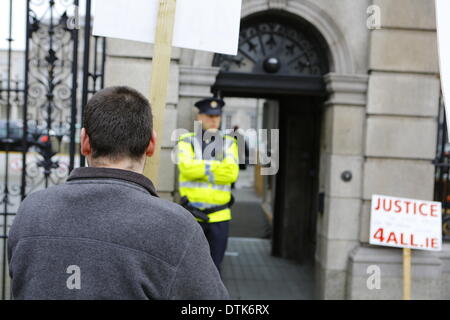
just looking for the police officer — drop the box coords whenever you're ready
[177,97,239,272]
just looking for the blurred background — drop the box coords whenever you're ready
[0,0,448,300]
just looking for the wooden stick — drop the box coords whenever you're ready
[403,248,411,300]
[143,0,177,186]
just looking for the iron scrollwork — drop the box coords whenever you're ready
[214,18,329,76]
[434,95,450,241]
[25,0,78,190]
[0,0,106,300]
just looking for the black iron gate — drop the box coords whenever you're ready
[0,0,106,299]
[434,94,450,242]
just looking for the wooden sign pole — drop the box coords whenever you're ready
[143,0,177,186]
[403,248,411,300]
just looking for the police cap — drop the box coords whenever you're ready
[194,97,225,116]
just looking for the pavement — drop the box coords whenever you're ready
[222,238,314,300]
[0,179,316,300]
[229,188,271,239]
[222,186,315,300]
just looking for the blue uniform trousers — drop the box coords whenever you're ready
[199,221,229,272]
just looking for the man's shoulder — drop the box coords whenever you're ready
[14,181,201,262]
[20,181,196,227]
[19,185,60,208]
[145,195,197,227]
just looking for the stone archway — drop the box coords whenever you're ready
[212,7,331,263]
[184,0,356,75]
[178,0,369,299]
[212,11,330,97]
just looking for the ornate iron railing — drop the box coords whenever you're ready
[0,0,106,300]
[433,94,450,242]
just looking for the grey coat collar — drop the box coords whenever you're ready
[67,167,159,197]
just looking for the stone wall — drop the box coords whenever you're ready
[101,0,446,300]
[315,74,368,299]
[347,0,443,300]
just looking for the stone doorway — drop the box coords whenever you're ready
[272,96,322,263]
[211,10,330,299]
[217,94,323,300]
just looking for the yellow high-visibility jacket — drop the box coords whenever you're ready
[177,132,239,223]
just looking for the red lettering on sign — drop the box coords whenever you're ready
[431,238,438,249]
[386,232,398,244]
[374,197,440,218]
[430,204,439,218]
[419,203,427,216]
[400,233,408,246]
[383,199,392,211]
[394,200,402,213]
[373,228,384,242]
[410,234,418,247]
[374,197,381,211]
[404,201,411,214]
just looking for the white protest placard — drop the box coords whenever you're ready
[370,195,442,251]
[436,0,450,141]
[92,0,242,55]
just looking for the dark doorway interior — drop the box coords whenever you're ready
[272,97,322,263]
[213,76,325,263]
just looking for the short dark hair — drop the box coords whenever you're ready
[83,86,153,161]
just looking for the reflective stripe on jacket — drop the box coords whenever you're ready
[177,132,239,223]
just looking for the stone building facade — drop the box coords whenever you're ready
[104,0,448,299]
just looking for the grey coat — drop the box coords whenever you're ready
[8,167,229,300]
